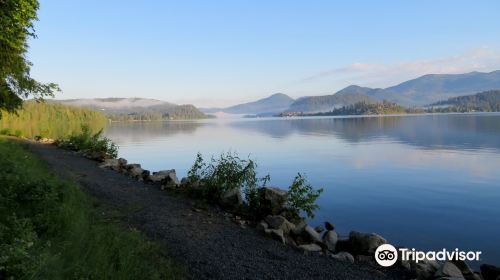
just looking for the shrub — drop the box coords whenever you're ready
[186,152,323,220]
[0,128,12,135]
[61,125,118,158]
[186,152,269,207]
[286,173,323,219]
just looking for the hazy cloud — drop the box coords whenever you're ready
[301,47,500,88]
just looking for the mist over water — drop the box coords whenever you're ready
[105,113,500,266]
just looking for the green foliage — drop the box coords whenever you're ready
[0,101,107,139]
[286,173,323,219]
[61,124,118,158]
[0,138,183,279]
[430,90,500,112]
[186,152,322,220]
[104,104,207,121]
[186,152,268,205]
[0,0,60,116]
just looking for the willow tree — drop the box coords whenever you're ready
[0,0,59,118]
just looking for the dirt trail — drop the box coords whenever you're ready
[27,142,407,280]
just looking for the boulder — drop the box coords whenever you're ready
[99,159,120,170]
[85,150,109,162]
[452,260,481,280]
[314,226,324,233]
[435,262,465,279]
[410,259,440,280]
[325,221,335,231]
[481,264,500,280]
[256,220,268,232]
[348,231,387,255]
[129,166,145,180]
[298,243,322,252]
[257,187,288,215]
[220,188,243,208]
[150,170,180,188]
[118,158,127,166]
[322,230,338,251]
[331,252,355,264]
[264,228,285,244]
[264,215,295,235]
[304,225,322,243]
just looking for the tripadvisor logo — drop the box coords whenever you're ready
[374,244,482,267]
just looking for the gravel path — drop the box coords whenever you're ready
[27,142,408,280]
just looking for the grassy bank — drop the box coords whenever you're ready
[0,101,107,139]
[0,138,183,279]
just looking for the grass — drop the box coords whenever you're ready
[0,138,184,279]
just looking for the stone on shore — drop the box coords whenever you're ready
[331,252,355,264]
[348,231,387,255]
[256,220,268,232]
[410,259,440,280]
[264,228,285,244]
[452,260,481,280]
[257,187,288,216]
[220,188,242,208]
[322,230,338,251]
[435,262,464,279]
[298,243,322,252]
[304,225,322,243]
[264,215,295,235]
[325,221,334,231]
[99,158,120,170]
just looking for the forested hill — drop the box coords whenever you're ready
[430,90,500,112]
[51,98,207,121]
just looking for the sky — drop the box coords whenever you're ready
[29,0,500,107]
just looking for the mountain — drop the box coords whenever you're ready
[50,98,207,120]
[201,93,295,115]
[430,90,500,111]
[286,91,377,113]
[366,70,500,106]
[286,70,500,112]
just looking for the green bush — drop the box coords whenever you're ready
[187,152,268,206]
[0,128,12,135]
[186,152,322,220]
[61,124,118,158]
[286,173,323,219]
[0,139,183,279]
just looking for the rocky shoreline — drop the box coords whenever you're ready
[40,137,500,280]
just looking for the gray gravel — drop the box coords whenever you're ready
[28,142,409,280]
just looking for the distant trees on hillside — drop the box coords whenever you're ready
[105,105,207,121]
[430,90,500,112]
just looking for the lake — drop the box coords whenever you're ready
[104,113,500,266]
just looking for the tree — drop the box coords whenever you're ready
[0,0,59,118]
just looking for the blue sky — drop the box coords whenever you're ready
[29,0,500,107]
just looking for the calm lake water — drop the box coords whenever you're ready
[104,113,500,266]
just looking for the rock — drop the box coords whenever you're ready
[410,259,440,280]
[125,163,141,170]
[257,187,288,216]
[348,231,387,255]
[220,188,242,208]
[314,225,324,233]
[129,166,145,180]
[298,243,322,252]
[304,225,323,243]
[435,262,465,279]
[118,158,127,166]
[264,215,295,234]
[291,220,307,236]
[99,159,120,170]
[325,222,334,231]
[150,170,180,188]
[322,230,338,251]
[331,252,354,264]
[264,228,285,244]
[256,221,268,232]
[452,260,481,280]
[481,264,500,280]
[85,150,109,161]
